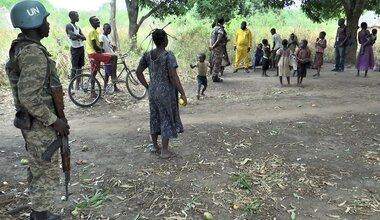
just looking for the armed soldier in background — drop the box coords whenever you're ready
[6,1,70,219]
[209,16,228,82]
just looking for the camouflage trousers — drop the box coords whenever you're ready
[212,47,224,77]
[22,119,59,212]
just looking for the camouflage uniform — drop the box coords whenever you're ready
[210,23,228,80]
[7,34,61,212]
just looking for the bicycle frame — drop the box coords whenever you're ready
[68,53,147,107]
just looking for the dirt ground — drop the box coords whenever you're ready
[1,63,380,220]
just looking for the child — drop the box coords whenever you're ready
[262,39,271,77]
[190,53,209,99]
[312,31,327,78]
[369,29,378,73]
[369,29,378,45]
[296,39,311,87]
[276,39,291,86]
[100,23,119,92]
[251,43,263,71]
[135,29,187,159]
[288,33,299,76]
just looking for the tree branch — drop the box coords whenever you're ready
[125,0,139,20]
[353,0,366,17]
[137,2,164,29]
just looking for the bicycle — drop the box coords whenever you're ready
[67,53,148,107]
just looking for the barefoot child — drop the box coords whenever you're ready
[312,31,327,78]
[296,39,311,87]
[190,53,209,99]
[135,29,187,159]
[368,28,377,45]
[288,33,299,76]
[262,39,271,77]
[276,39,291,86]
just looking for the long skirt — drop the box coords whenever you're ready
[356,45,374,71]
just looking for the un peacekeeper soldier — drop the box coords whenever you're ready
[7,1,70,219]
[209,16,227,83]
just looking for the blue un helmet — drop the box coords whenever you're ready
[10,0,50,29]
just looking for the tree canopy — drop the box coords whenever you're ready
[190,0,380,23]
[263,0,380,23]
[192,0,266,20]
[125,0,190,48]
[135,0,189,19]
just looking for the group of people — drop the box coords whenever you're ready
[66,11,120,93]
[190,19,322,88]
[5,0,379,219]
[204,17,377,88]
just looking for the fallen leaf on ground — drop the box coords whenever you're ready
[240,158,252,165]
[326,214,341,219]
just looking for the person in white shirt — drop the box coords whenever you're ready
[66,11,86,80]
[270,28,282,75]
[100,23,116,54]
[99,23,119,91]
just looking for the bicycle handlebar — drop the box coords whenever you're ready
[119,53,128,59]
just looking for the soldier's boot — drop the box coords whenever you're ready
[30,210,61,220]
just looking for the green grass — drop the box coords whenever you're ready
[242,199,262,214]
[231,173,252,190]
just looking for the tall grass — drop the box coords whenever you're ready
[1,3,376,86]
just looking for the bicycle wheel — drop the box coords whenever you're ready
[126,69,147,100]
[68,74,102,107]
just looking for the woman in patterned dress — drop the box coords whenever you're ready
[135,29,187,159]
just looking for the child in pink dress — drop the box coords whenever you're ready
[312,31,327,78]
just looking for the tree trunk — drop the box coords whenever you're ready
[345,15,360,65]
[126,0,139,49]
[343,0,365,64]
[125,0,164,50]
[109,0,119,50]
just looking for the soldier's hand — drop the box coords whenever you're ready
[52,118,70,136]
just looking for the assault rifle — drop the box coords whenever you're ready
[41,84,71,200]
